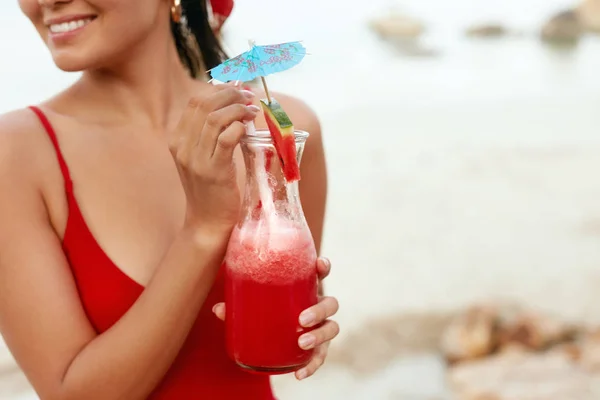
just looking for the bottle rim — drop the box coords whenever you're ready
[241,129,310,144]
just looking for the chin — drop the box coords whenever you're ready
[53,59,87,73]
[51,50,106,73]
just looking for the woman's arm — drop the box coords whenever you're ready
[0,89,253,400]
[0,119,225,400]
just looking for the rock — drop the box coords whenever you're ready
[440,306,497,364]
[440,303,581,365]
[466,24,508,38]
[551,342,582,362]
[449,350,600,400]
[369,13,425,40]
[577,0,600,32]
[578,329,600,372]
[541,10,583,44]
[440,304,600,399]
[495,309,578,351]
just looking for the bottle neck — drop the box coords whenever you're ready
[239,134,306,224]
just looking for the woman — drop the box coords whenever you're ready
[0,0,339,399]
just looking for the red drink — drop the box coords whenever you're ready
[224,219,318,373]
[225,127,317,373]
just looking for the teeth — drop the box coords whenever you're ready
[49,18,92,34]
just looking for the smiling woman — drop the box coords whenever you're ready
[0,0,338,399]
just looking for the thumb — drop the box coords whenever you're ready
[212,302,226,321]
[316,257,331,281]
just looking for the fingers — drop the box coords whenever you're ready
[211,121,248,165]
[316,257,331,281]
[170,86,255,160]
[298,320,339,350]
[196,87,254,152]
[295,343,329,380]
[212,302,226,321]
[299,296,339,328]
[201,104,260,157]
[205,86,255,113]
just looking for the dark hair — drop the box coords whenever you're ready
[170,0,228,79]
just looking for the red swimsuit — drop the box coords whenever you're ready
[29,106,275,399]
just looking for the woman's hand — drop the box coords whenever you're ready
[169,85,259,235]
[212,257,340,380]
[294,257,339,380]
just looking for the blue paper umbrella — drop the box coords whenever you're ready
[209,41,306,103]
[210,41,306,83]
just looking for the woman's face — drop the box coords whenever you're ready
[19,0,169,72]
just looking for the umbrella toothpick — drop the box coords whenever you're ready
[248,39,273,104]
[260,76,272,104]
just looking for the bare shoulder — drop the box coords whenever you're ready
[272,92,321,135]
[251,89,323,141]
[0,106,71,239]
[0,108,46,135]
[0,107,55,245]
[0,108,49,183]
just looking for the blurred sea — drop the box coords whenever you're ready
[2,0,600,398]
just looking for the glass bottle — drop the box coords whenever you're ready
[224,128,318,374]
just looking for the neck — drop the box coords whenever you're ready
[72,20,203,130]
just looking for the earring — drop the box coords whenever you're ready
[171,0,182,23]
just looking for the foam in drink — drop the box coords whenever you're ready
[225,219,318,373]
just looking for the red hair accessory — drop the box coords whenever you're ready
[209,0,234,33]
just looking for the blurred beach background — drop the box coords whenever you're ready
[2,0,600,398]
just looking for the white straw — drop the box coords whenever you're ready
[245,121,277,249]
